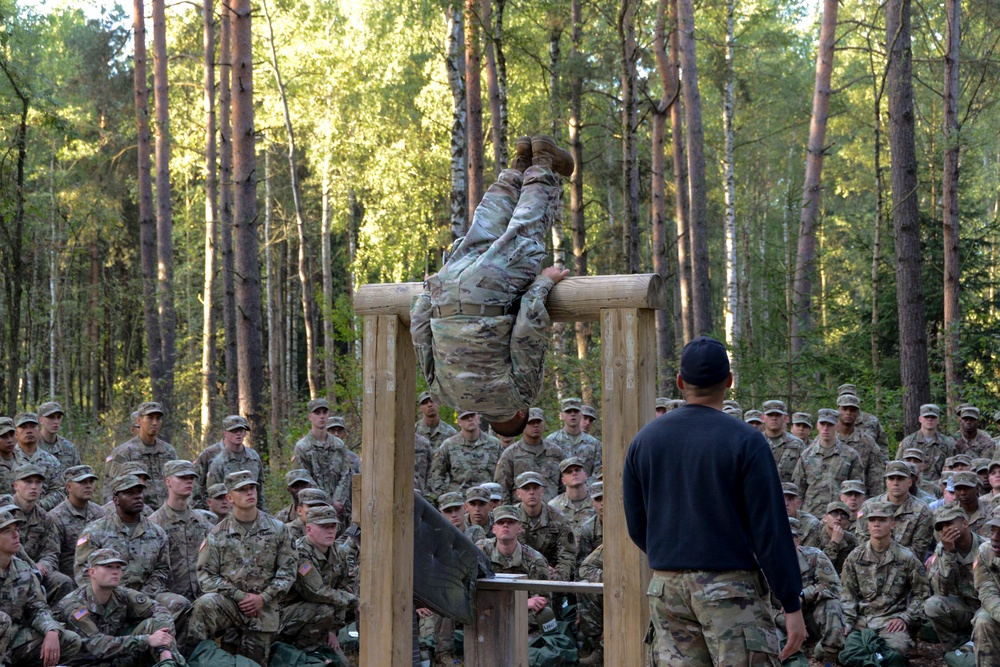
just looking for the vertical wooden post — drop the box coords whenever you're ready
[360,315,415,666]
[465,588,529,666]
[601,307,654,665]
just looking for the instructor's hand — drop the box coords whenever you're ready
[779,609,806,661]
[541,266,570,284]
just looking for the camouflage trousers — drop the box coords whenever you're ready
[276,601,342,651]
[187,593,273,665]
[646,570,781,666]
[578,591,603,641]
[925,594,976,651]
[972,608,1000,666]
[76,617,178,667]
[4,623,82,667]
[41,569,75,607]
[804,598,845,655]
[849,616,913,655]
[428,167,562,309]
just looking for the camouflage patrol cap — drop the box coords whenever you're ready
[38,401,64,418]
[791,412,813,427]
[457,410,477,419]
[836,394,860,409]
[933,504,969,528]
[816,409,839,425]
[788,517,801,536]
[837,384,858,396]
[163,460,198,478]
[920,403,941,418]
[327,416,346,430]
[136,401,165,417]
[901,448,925,462]
[515,471,545,489]
[465,486,490,503]
[298,488,331,506]
[864,501,895,519]
[284,469,315,487]
[527,408,544,423]
[438,492,465,511]
[590,481,604,499]
[417,391,434,405]
[88,548,127,568]
[761,400,787,415]
[840,479,866,495]
[13,463,45,481]
[743,410,763,424]
[973,458,991,473]
[207,483,228,498]
[948,454,973,468]
[0,495,18,513]
[781,482,799,497]
[480,482,503,501]
[222,415,250,431]
[561,397,583,412]
[939,471,956,487]
[582,405,598,419]
[14,412,38,427]
[951,471,980,488]
[884,461,912,478]
[224,470,259,492]
[990,460,1000,472]
[655,397,670,409]
[307,398,329,413]
[559,456,586,474]
[118,462,151,479]
[593,464,603,480]
[826,501,851,517]
[960,406,981,420]
[987,505,1000,530]
[63,465,98,484]
[723,399,742,411]
[306,504,341,526]
[0,509,24,531]
[492,505,521,523]
[0,417,14,436]
[723,407,743,419]
[130,411,140,427]
[109,474,145,495]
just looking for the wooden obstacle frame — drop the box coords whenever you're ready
[353,274,663,666]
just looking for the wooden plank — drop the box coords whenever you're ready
[359,315,415,667]
[351,473,361,527]
[464,587,529,667]
[353,274,667,325]
[477,576,604,594]
[601,307,654,665]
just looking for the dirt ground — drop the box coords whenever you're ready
[806,639,950,666]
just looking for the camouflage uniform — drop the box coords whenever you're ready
[856,411,890,458]
[841,540,929,655]
[16,446,64,510]
[802,524,858,574]
[577,514,603,569]
[464,521,487,544]
[104,437,179,509]
[838,428,887,497]
[476,538,550,590]
[189,510,297,664]
[895,430,956,483]
[925,531,984,650]
[286,517,306,543]
[855,495,935,559]
[18,503,75,603]
[545,429,602,476]
[494,438,567,503]
[428,431,503,502]
[192,442,224,507]
[291,432,353,517]
[411,167,564,422]
[413,434,433,494]
[965,499,991,536]
[55,584,175,667]
[0,555,82,665]
[773,545,844,657]
[148,503,215,601]
[49,498,108,578]
[972,540,1000,665]
[793,511,824,546]
[766,431,805,483]
[516,503,577,581]
[547,493,595,532]
[39,434,82,475]
[577,544,603,642]
[415,419,457,451]
[956,430,996,460]
[793,441,862,516]
[206,446,265,510]
[0,451,24,496]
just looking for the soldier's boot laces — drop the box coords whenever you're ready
[511,136,533,172]
[531,135,574,178]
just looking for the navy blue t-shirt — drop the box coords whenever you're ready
[622,403,803,612]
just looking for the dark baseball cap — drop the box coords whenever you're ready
[679,336,730,387]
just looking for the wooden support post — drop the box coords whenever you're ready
[601,307,654,665]
[359,315,415,666]
[465,587,529,666]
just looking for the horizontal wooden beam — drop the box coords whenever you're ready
[477,575,604,594]
[353,274,666,325]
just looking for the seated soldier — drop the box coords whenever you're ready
[974,459,991,491]
[577,481,604,571]
[475,505,550,626]
[901,448,940,499]
[855,461,934,560]
[481,482,504,511]
[205,483,231,524]
[513,471,577,582]
[11,463,75,604]
[982,460,1000,505]
[439,491,486,543]
[925,504,982,654]
[949,470,990,536]
[48,465,108,578]
[577,544,604,666]
[783,482,822,545]
[973,505,1000,663]
[841,501,930,656]
[286,487,332,542]
[274,469,316,523]
[56,548,178,666]
[547,456,596,531]
[838,479,866,531]
[464,485,493,536]
[100,462,154,518]
[276,506,356,655]
[802,501,857,574]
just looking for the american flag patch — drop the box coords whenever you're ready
[73,608,88,620]
[105,455,113,462]
[298,562,312,576]
[77,535,88,547]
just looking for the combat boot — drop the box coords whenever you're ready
[511,136,532,172]
[435,650,457,666]
[531,135,574,177]
[579,646,603,666]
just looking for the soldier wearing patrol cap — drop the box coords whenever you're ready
[654,397,671,417]
[37,401,82,475]
[437,491,484,543]
[0,507,82,665]
[782,482,823,546]
[983,460,1000,505]
[948,470,990,536]
[205,483,231,524]
[836,383,889,455]
[11,463,75,604]
[13,412,64,510]
[427,409,503,503]
[494,407,565,504]
[805,501,857,574]
[49,465,108,578]
[205,415,264,510]
[74,474,191,626]
[838,479,867,527]
[836,393,887,497]
[577,481,603,569]
[273,469,316,524]
[973,458,991,489]
[580,404,598,435]
[275,505,356,655]
[474,505,550,621]
[481,482,504,510]
[292,398,353,521]
[101,462,154,518]
[287,487,332,542]
[793,408,862,515]
[326,417,362,475]
[464,485,493,535]
[761,400,805,484]
[104,402,178,510]
[187,470,297,663]
[924,504,983,653]
[415,391,457,452]
[789,412,813,442]
[56,547,178,665]
[149,460,215,602]
[972,505,1000,663]
[0,416,22,496]
[513,471,577,581]
[895,403,957,484]
[901,447,940,499]
[546,397,601,476]
[547,456,595,531]
[955,406,995,460]
[840,500,930,657]
[855,461,934,559]
[743,409,764,432]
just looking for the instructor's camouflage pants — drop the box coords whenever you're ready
[925,594,975,651]
[646,570,781,666]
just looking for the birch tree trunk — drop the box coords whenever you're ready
[201,0,218,439]
[219,5,239,414]
[942,0,961,413]
[445,4,468,240]
[670,0,692,344]
[722,0,739,365]
[619,0,640,274]
[465,0,484,216]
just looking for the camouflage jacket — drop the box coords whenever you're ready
[104,436,179,509]
[545,430,602,476]
[797,545,841,604]
[928,530,984,608]
[0,452,24,496]
[577,514,603,569]
[197,510,297,632]
[795,511,825,548]
[48,499,108,578]
[855,494,934,559]
[476,538,550,587]
[841,540,929,629]
[494,438,567,503]
[793,441,862,516]
[415,419,457,451]
[837,428,887,497]
[766,432,805,483]
[292,432,353,516]
[578,543,603,583]
[18,503,60,574]
[975,541,1000,622]
[286,517,306,543]
[39,435,82,474]
[427,431,503,502]
[411,275,555,422]
[964,499,991,537]
[517,503,578,581]
[75,512,171,597]
[56,584,173,660]
[192,442,224,507]
[801,524,858,574]
[207,446,265,510]
[464,522,487,544]
[547,493,595,532]
[148,503,215,601]
[286,535,357,611]
[895,431,956,482]
[0,555,62,634]
[856,412,890,458]
[955,429,996,460]
[413,434,432,494]
[17,445,64,510]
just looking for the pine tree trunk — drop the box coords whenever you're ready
[722,0,738,366]
[569,0,590,397]
[219,5,239,414]
[547,22,567,399]
[495,0,509,170]
[321,152,336,402]
[670,0,692,345]
[942,0,961,414]
[791,0,838,353]
[887,0,930,432]
[619,0,640,274]
[48,155,58,398]
[871,49,887,414]
[465,0,484,216]
[201,0,218,440]
[445,4,468,240]
[482,0,506,172]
